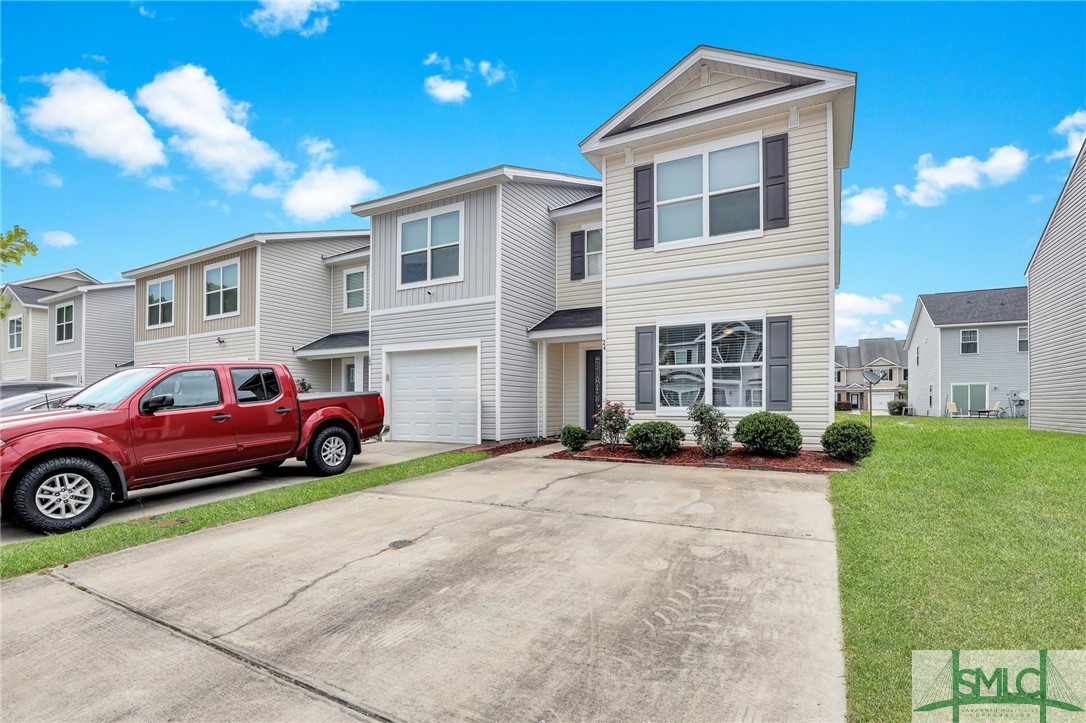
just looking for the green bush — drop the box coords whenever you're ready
[596,400,634,451]
[687,401,731,457]
[887,399,907,416]
[733,411,802,457]
[559,425,590,453]
[820,420,876,462]
[625,421,685,458]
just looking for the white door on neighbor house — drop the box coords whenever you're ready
[388,347,477,444]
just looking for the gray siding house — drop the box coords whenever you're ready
[1026,142,1085,434]
[40,281,136,385]
[833,338,907,412]
[905,287,1030,417]
[1,270,97,382]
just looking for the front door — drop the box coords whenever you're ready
[850,393,860,409]
[585,349,602,432]
[345,363,356,391]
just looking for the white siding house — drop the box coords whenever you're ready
[40,282,136,385]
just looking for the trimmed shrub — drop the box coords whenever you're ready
[625,421,685,458]
[559,425,590,453]
[596,400,634,451]
[887,399,907,416]
[820,420,876,462]
[733,412,803,457]
[687,401,731,457]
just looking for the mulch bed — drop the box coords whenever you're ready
[460,439,555,457]
[546,443,851,473]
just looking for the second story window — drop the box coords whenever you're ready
[960,329,978,355]
[7,316,22,351]
[147,277,174,328]
[904,369,909,381]
[1018,326,1028,353]
[343,267,367,312]
[205,260,239,319]
[398,203,463,289]
[585,228,603,278]
[55,303,74,344]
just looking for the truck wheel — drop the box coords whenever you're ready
[11,456,112,534]
[306,426,354,476]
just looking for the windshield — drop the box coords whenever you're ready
[63,368,162,410]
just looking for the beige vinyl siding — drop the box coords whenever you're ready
[188,249,257,334]
[543,342,563,435]
[1028,148,1086,433]
[906,305,942,416]
[188,329,257,361]
[134,337,189,366]
[135,267,190,343]
[329,358,344,392]
[638,73,785,126]
[555,213,603,311]
[370,187,497,311]
[330,260,370,333]
[48,350,81,381]
[84,286,136,383]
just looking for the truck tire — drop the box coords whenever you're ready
[306,426,354,476]
[11,456,112,534]
[254,460,285,474]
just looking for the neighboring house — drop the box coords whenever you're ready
[1,270,98,382]
[833,338,907,412]
[39,282,136,385]
[1025,142,1085,434]
[350,167,602,444]
[122,230,371,391]
[905,287,1030,417]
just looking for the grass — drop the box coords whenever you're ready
[829,413,1086,721]
[1,450,487,579]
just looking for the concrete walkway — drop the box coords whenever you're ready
[2,452,845,721]
[0,441,461,545]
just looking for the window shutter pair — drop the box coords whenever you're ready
[570,231,586,281]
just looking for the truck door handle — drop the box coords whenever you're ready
[274,407,291,415]
[211,413,231,421]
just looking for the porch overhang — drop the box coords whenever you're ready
[528,306,603,342]
[294,331,370,360]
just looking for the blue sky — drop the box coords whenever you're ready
[2,1,1083,344]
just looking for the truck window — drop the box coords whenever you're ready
[230,368,281,403]
[145,369,221,410]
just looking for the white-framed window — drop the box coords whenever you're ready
[584,226,603,279]
[835,370,841,383]
[343,266,367,312]
[7,315,22,351]
[55,303,74,344]
[916,345,920,365]
[147,276,174,329]
[657,317,764,412]
[204,259,240,319]
[397,202,464,289]
[655,131,762,249]
[1018,326,1028,353]
[960,329,978,354]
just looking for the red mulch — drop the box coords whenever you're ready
[460,440,555,457]
[545,444,850,473]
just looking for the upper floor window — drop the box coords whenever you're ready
[230,368,282,403]
[398,203,463,289]
[55,303,74,344]
[7,316,22,351]
[904,369,909,382]
[343,267,367,312]
[835,370,841,383]
[585,228,603,278]
[656,133,761,247]
[960,329,978,355]
[885,368,894,382]
[1018,326,1028,353]
[147,277,174,328]
[205,260,239,319]
[658,318,763,411]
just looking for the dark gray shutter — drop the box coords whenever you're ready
[763,134,789,230]
[570,231,585,281]
[635,325,656,410]
[634,164,654,249]
[765,315,792,411]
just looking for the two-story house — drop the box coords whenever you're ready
[38,281,135,386]
[905,286,1029,417]
[833,337,906,412]
[1,269,99,382]
[123,230,372,391]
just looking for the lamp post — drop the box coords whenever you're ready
[862,369,884,431]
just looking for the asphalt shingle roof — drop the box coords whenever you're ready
[551,193,602,211]
[919,286,1028,325]
[295,331,370,353]
[530,306,603,333]
[4,284,55,306]
[835,338,906,368]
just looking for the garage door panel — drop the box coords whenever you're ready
[390,348,478,444]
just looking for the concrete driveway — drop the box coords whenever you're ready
[0,441,460,545]
[1,448,845,722]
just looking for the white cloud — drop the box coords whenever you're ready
[894,145,1029,207]
[42,171,64,188]
[423,52,452,72]
[136,64,288,192]
[1028,193,1044,204]
[146,174,174,190]
[282,164,379,222]
[424,75,470,104]
[250,182,282,200]
[24,69,165,175]
[83,53,108,63]
[1,103,52,168]
[835,292,907,344]
[477,60,506,87]
[841,186,887,225]
[462,58,475,73]
[1047,110,1086,161]
[247,0,338,37]
[41,230,77,248]
[138,5,155,18]
[301,136,334,163]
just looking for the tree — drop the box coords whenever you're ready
[1,225,38,318]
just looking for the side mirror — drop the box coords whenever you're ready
[141,394,174,414]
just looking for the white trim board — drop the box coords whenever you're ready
[606,254,828,290]
[370,295,496,318]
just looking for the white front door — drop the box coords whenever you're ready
[389,347,477,443]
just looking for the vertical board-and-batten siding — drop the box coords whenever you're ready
[555,213,603,310]
[1028,148,1086,433]
[83,287,136,383]
[603,105,833,445]
[906,305,941,416]
[499,182,600,438]
[939,324,1029,411]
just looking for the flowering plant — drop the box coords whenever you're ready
[595,400,634,451]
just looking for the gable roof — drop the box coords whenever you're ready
[918,286,1028,326]
[2,269,99,308]
[1026,139,1086,274]
[3,283,55,308]
[835,338,906,369]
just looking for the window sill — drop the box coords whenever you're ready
[146,322,175,331]
[654,229,763,253]
[204,311,242,322]
[655,405,764,417]
[55,339,75,346]
[397,276,463,292]
[581,276,602,284]
[342,307,368,314]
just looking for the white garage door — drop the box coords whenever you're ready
[389,347,478,444]
[871,391,895,414]
[53,375,79,386]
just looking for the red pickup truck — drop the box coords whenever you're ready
[0,362,384,534]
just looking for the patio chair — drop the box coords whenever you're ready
[946,402,963,418]
[988,401,1004,418]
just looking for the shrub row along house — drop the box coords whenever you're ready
[3,46,859,447]
[833,338,906,412]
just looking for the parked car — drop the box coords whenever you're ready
[0,388,83,416]
[0,362,384,534]
[0,381,75,398]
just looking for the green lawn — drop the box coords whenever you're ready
[0,450,487,579]
[830,414,1086,721]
